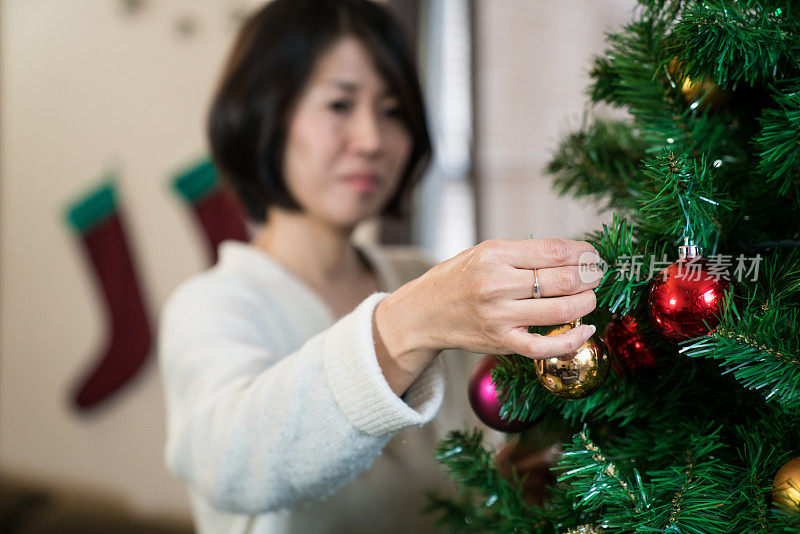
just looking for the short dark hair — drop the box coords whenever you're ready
[208,0,432,223]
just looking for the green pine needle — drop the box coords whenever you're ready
[669,0,800,87]
[428,429,551,533]
[755,82,800,198]
[638,150,732,250]
[546,118,648,212]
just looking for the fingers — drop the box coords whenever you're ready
[491,238,600,269]
[503,290,597,326]
[431,238,602,360]
[533,265,604,297]
[503,264,603,299]
[505,323,596,360]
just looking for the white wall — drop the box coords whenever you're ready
[475,0,636,241]
[0,0,266,522]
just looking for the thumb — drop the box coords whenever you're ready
[505,324,595,360]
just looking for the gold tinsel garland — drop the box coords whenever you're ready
[578,431,636,503]
[715,326,800,368]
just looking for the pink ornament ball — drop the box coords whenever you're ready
[467,355,535,433]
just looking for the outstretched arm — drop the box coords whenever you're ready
[159,282,443,515]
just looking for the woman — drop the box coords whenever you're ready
[159,1,602,532]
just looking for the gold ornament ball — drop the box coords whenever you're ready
[534,320,609,400]
[667,59,731,112]
[772,456,800,512]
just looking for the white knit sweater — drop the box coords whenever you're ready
[159,241,499,533]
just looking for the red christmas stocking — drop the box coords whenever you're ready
[65,182,152,411]
[173,159,249,264]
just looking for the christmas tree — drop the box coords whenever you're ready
[429,1,800,531]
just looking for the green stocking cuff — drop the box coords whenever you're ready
[173,159,218,202]
[65,181,117,233]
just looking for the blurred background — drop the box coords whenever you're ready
[0,0,634,531]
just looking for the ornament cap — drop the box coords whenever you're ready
[678,237,702,260]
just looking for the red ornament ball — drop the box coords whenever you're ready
[604,315,658,376]
[468,355,535,433]
[647,257,730,343]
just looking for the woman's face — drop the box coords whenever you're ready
[282,36,413,230]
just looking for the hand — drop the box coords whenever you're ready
[373,238,602,395]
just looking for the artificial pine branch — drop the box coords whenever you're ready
[583,214,670,315]
[434,0,800,528]
[423,492,494,533]
[680,295,800,410]
[430,429,549,533]
[587,19,689,150]
[635,427,735,533]
[493,351,693,431]
[755,82,800,199]
[680,249,800,410]
[669,0,800,87]
[546,119,647,212]
[637,150,733,250]
[556,427,645,522]
[749,247,800,304]
[727,423,800,529]
[588,16,736,159]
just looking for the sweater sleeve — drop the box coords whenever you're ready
[158,279,444,514]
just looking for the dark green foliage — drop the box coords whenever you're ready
[680,248,800,409]
[755,82,800,198]
[583,214,670,315]
[546,119,647,211]
[637,151,733,250]
[557,424,743,533]
[426,429,553,533]
[668,0,800,87]
[587,18,690,151]
[431,0,800,530]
